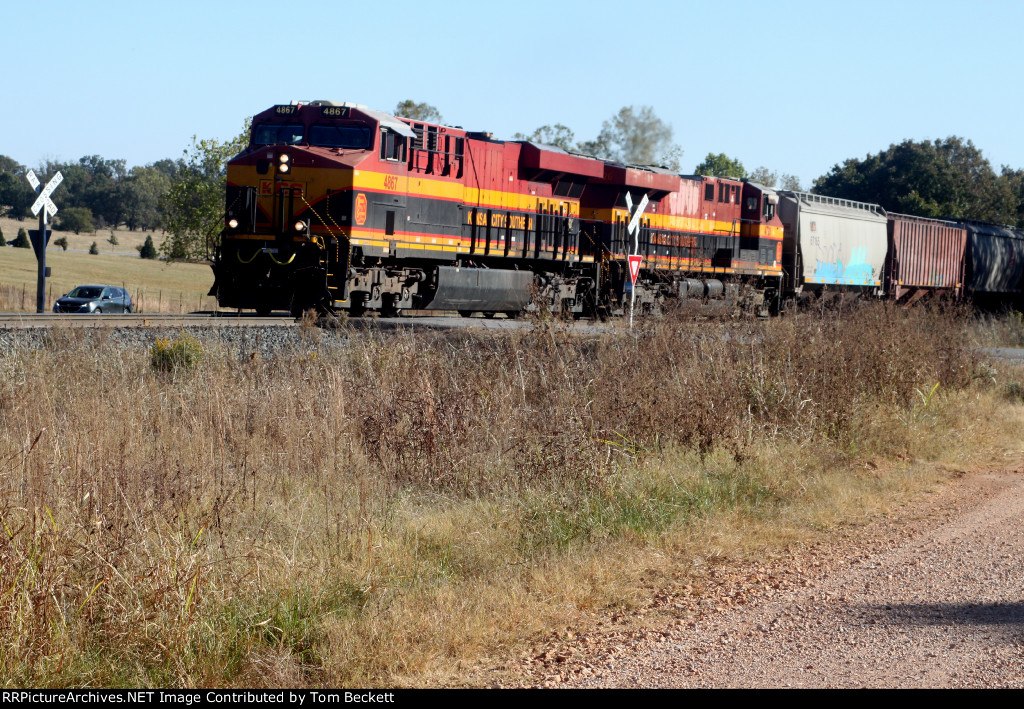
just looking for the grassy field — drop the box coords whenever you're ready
[1,303,1021,687]
[0,216,216,313]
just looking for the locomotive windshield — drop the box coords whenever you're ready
[309,124,372,149]
[252,124,305,146]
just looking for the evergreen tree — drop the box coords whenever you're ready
[13,228,30,248]
[89,241,99,255]
[139,234,158,259]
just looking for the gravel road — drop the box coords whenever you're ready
[517,466,1024,688]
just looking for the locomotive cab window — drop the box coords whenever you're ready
[379,129,405,161]
[310,124,372,149]
[705,183,715,201]
[253,124,305,146]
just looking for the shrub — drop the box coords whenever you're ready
[53,236,69,251]
[107,231,118,246]
[150,333,204,372]
[139,234,158,259]
[89,241,99,255]
[59,207,95,235]
[13,228,30,248]
[0,226,5,246]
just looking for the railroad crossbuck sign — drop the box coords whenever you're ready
[624,191,649,284]
[28,170,62,218]
[26,170,63,313]
[624,191,649,328]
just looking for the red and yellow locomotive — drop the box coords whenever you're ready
[212,101,785,317]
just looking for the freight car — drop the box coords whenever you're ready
[777,192,1024,308]
[885,213,967,302]
[211,101,784,318]
[955,220,1024,307]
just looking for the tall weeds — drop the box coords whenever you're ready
[0,303,1000,686]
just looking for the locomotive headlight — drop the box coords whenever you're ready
[277,154,290,173]
[278,162,290,174]
[227,218,239,229]
[294,220,308,232]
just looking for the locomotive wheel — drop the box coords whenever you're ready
[483,312,496,319]
[381,294,403,317]
[458,310,474,318]
[503,311,519,320]
[256,306,271,317]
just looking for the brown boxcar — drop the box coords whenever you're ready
[885,213,967,301]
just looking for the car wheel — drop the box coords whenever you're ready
[95,308,103,314]
[126,306,133,313]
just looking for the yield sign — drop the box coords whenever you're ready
[628,254,642,283]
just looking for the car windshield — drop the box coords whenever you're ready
[309,124,372,149]
[68,287,103,299]
[252,124,305,146]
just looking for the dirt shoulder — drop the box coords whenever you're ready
[502,463,1024,688]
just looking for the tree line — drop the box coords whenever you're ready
[0,125,247,262]
[2,103,1021,265]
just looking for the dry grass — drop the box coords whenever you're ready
[0,304,1020,687]
[969,308,1024,347]
[0,217,216,314]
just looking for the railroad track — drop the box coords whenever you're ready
[0,311,605,333]
[0,312,300,329]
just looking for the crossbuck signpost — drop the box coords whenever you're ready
[624,191,649,329]
[25,170,62,313]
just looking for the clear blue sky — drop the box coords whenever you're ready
[3,0,1022,188]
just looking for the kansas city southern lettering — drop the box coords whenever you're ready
[468,212,534,230]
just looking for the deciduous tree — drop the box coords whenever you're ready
[160,123,249,261]
[394,100,443,123]
[122,165,172,231]
[513,124,577,152]
[0,156,34,219]
[695,153,747,179]
[58,207,95,235]
[813,137,1014,223]
[748,166,777,187]
[578,106,682,170]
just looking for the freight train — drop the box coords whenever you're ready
[210,101,1024,317]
